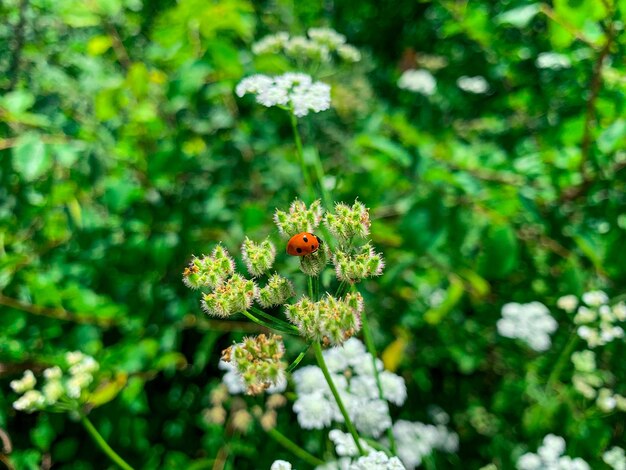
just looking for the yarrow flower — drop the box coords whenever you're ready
[285,293,363,346]
[183,245,235,290]
[389,419,459,469]
[557,294,578,313]
[270,460,293,470]
[397,69,437,96]
[222,334,287,395]
[274,199,324,238]
[516,434,590,470]
[236,73,331,117]
[201,273,257,318]
[348,451,406,470]
[457,76,489,94]
[497,302,557,351]
[604,447,626,470]
[328,429,373,457]
[241,237,276,277]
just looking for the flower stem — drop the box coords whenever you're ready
[249,306,299,333]
[241,310,297,335]
[547,332,580,389]
[80,414,134,470]
[286,344,311,373]
[266,427,325,466]
[312,341,365,456]
[289,112,314,196]
[361,306,398,455]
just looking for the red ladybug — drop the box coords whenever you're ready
[286,232,323,256]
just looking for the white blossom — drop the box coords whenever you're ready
[497,302,557,351]
[337,44,361,62]
[293,390,335,429]
[328,430,373,457]
[13,390,45,412]
[10,370,36,394]
[349,451,406,470]
[457,76,489,94]
[353,399,392,438]
[271,460,293,470]
[390,420,458,470]
[582,290,609,307]
[536,52,571,69]
[380,371,407,406]
[603,446,626,470]
[252,33,290,55]
[517,435,590,470]
[398,69,437,96]
[557,295,578,313]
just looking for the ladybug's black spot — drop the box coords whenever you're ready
[302,236,308,243]
[315,235,323,245]
[296,247,302,254]
[312,244,317,250]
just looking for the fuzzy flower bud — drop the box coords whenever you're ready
[337,44,362,62]
[252,32,290,55]
[201,274,257,318]
[285,293,363,345]
[299,244,329,276]
[307,27,346,48]
[257,274,295,308]
[183,245,235,290]
[241,237,276,277]
[43,380,64,405]
[333,244,384,283]
[273,199,323,238]
[222,334,287,395]
[10,370,36,394]
[324,200,371,242]
[13,390,45,412]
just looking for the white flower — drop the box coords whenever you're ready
[69,356,99,376]
[390,419,458,470]
[252,33,290,55]
[10,370,37,394]
[613,302,626,321]
[66,351,86,366]
[353,399,392,438]
[349,375,378,400]
[271,460,293,470]
[328,430,372,457]
[293,391,334,429]
[308,27,346,48]
[538,434,566,462]
[574,306,597,324]
[235,74,274,98]
[557,295,578,313]
[457,76,489,94]
[518,435,590,470]
[349,451,406,470]
[398,69,437,96]
[337,44,361,62]
[517,453,542,470]
[536,52,571,69]
[43,366,62,380]
[497,302,557,351]
[597,388,617,412]
[13,390,45,412]
[66,373,92,398]
[351,354,384,377]
[582,290,608,307]
[603,446,626,470]
[219,360,246,394]
[380,371,407,406]
[42,380,64,405]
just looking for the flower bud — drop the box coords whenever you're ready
[324,200,370,242]
[257,274,295,308]
[273,199,323,238]
[201,274,257,318]
[183,245,235,290]
[299,245,329,276]
[13,390,45,412]
[241,237,276,277]
[10,370,36,394]
[332,243,384,283]
[285,293,363,346]
[222,334,287,395]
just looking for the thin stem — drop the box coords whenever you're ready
[80,414,134,470]
[547,333,580,389]
[360,301,398,455]
[241,310,296,335]
[289,112,314,195]
[312,341,365,456]
[307,275,314,299]
[249,306,299,333]
[266,427,325,466]
[286,345,310,373]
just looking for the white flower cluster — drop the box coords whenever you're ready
[236,73,331,117]
[536,52,571,70]
[604,447,626,470]
[348,451,405,470]
[517,435,590,470]
[252,28,361,63]
[457,76,489,94]
[571,349,626,412]
[497,302,558,351]
[218,357,287,395]
[388,419,458,470]
[11,351,99,412]
[292,338,406,438]
[315,432,405,470]
[271,460,293,470]
[557,291,625,348]
[397,69,437,96]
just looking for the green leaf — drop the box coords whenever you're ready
[597,119,626,154]
[477,224,519,279]
[424,276,465,325]
[87,373,128,408]
[12,134,52,182]
[496,4,541,28]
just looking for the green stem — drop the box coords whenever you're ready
[547,332,580,388]
[289,112,314,196]
[361,307,398,455]
[241,310,297,335]
[312,341,365,456]
[249,306,299,333]
[307,276,314,299]
[80,414,134,470]
[286,344,311,373]
[266,427,325,466]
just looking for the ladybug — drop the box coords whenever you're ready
[286,232,323,256]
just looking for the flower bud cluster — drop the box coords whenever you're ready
[603,447,626,470]
[324,200,371,242]
[221,334,287,395]
[291,338,407,439]
[285,293,363,346]
[241,237,276,277]
[252,28,361,63]
[516,434,590,470]
[496,302,557,351]
[12,352,99,413]
[273,199,323,238]
[183,245,235,290]
[299,244,329,277]
[257,274,295,308]
[557,291,625,348]
[201,273,258,318]
[333,243,384,283]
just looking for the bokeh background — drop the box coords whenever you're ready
[1,0,625,468]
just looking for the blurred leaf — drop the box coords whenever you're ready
[87,373,128,408]
[12,135,51,182]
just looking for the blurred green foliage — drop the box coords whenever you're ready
[1,0,625,468]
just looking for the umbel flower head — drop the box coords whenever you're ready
[285,292,363,346]
[235,73,331,118]
[333,243,385,283]
[241,237,276,277]
[299,244,329,277]
[201,274,257,318]
[257,274,295,308]
[222,334,287,395]
[274,199,323,238]
[324,200,371,243]
[183,245,235,290]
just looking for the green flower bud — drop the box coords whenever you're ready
[241,237,276,277]
[285,293,363,346]
[183,245,235,290]
[201,274,258,318]
[273,199,323,238]
[299,244,329,276]
[257,274,295,308]
[324,200,370,242]
[222,334,286,395]
[333,243,384,283]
